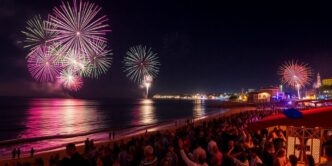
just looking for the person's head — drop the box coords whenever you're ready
[160,158,169,166]
[66,143,77,156]
[256,130,261,135]
[208,140,218,155]
[183,138,191,152]
[168,143,174,152]
[193,147,207,164]
[265,143,275,154]
[289,155,297,166]
[228,140,235,148]
[239,140,245,148]
[276,130,281,136]
[143,145,154,159]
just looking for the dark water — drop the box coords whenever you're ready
[0,97,226,157]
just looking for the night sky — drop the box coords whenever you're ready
[1,0,332,98]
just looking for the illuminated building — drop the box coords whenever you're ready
[322,78,332,86]
[248,86,285,103]
[317,77,332,99]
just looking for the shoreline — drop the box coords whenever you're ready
[0,106,256,165]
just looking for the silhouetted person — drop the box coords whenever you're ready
[84,138,89,153]
[12,148,16,159]
[17,148,21,158]
[89,139,94,150]
[289,155,297,166]
[30,148,35,157]
[112,129,115,139]
[49,155,55,165]
[60,143,87,166]
[306,155,315,166]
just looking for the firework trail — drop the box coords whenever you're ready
[142,75,153,98]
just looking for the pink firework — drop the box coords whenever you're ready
[47,0,110,55]
[27,45,62,82]
[279,60,312,99]
[58,69,83,91]
[279,60,312,88]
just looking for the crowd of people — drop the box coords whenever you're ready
[5,109,332,166]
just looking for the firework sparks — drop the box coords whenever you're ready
[279,60,312,98]
[61,50,89,76]
[47,0,110,54]
[85,41,112,78]
[27,45,62,82]
[123,45,160,84]
[58,69,83,91]
[21,15,57,55]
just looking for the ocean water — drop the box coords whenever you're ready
[0,97,226,158]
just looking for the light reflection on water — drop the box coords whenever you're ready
[133,99,157,125]
[193,99,206,117]
[19,99,104,138]
[0,98,224,158]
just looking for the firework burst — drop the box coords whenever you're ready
[85,41,112,78]
[279,60,312,98]
[21,0,112,91]
[123,45,160,84]
[58,69,83,91]
[47,0,110,54]
[27,45,62,82]
[21,15,58,55]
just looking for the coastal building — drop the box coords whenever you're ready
[322,78,332,86]
[312,75,332,99]
[248,86,285,103]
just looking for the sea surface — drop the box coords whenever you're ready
[0,97,226,158]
